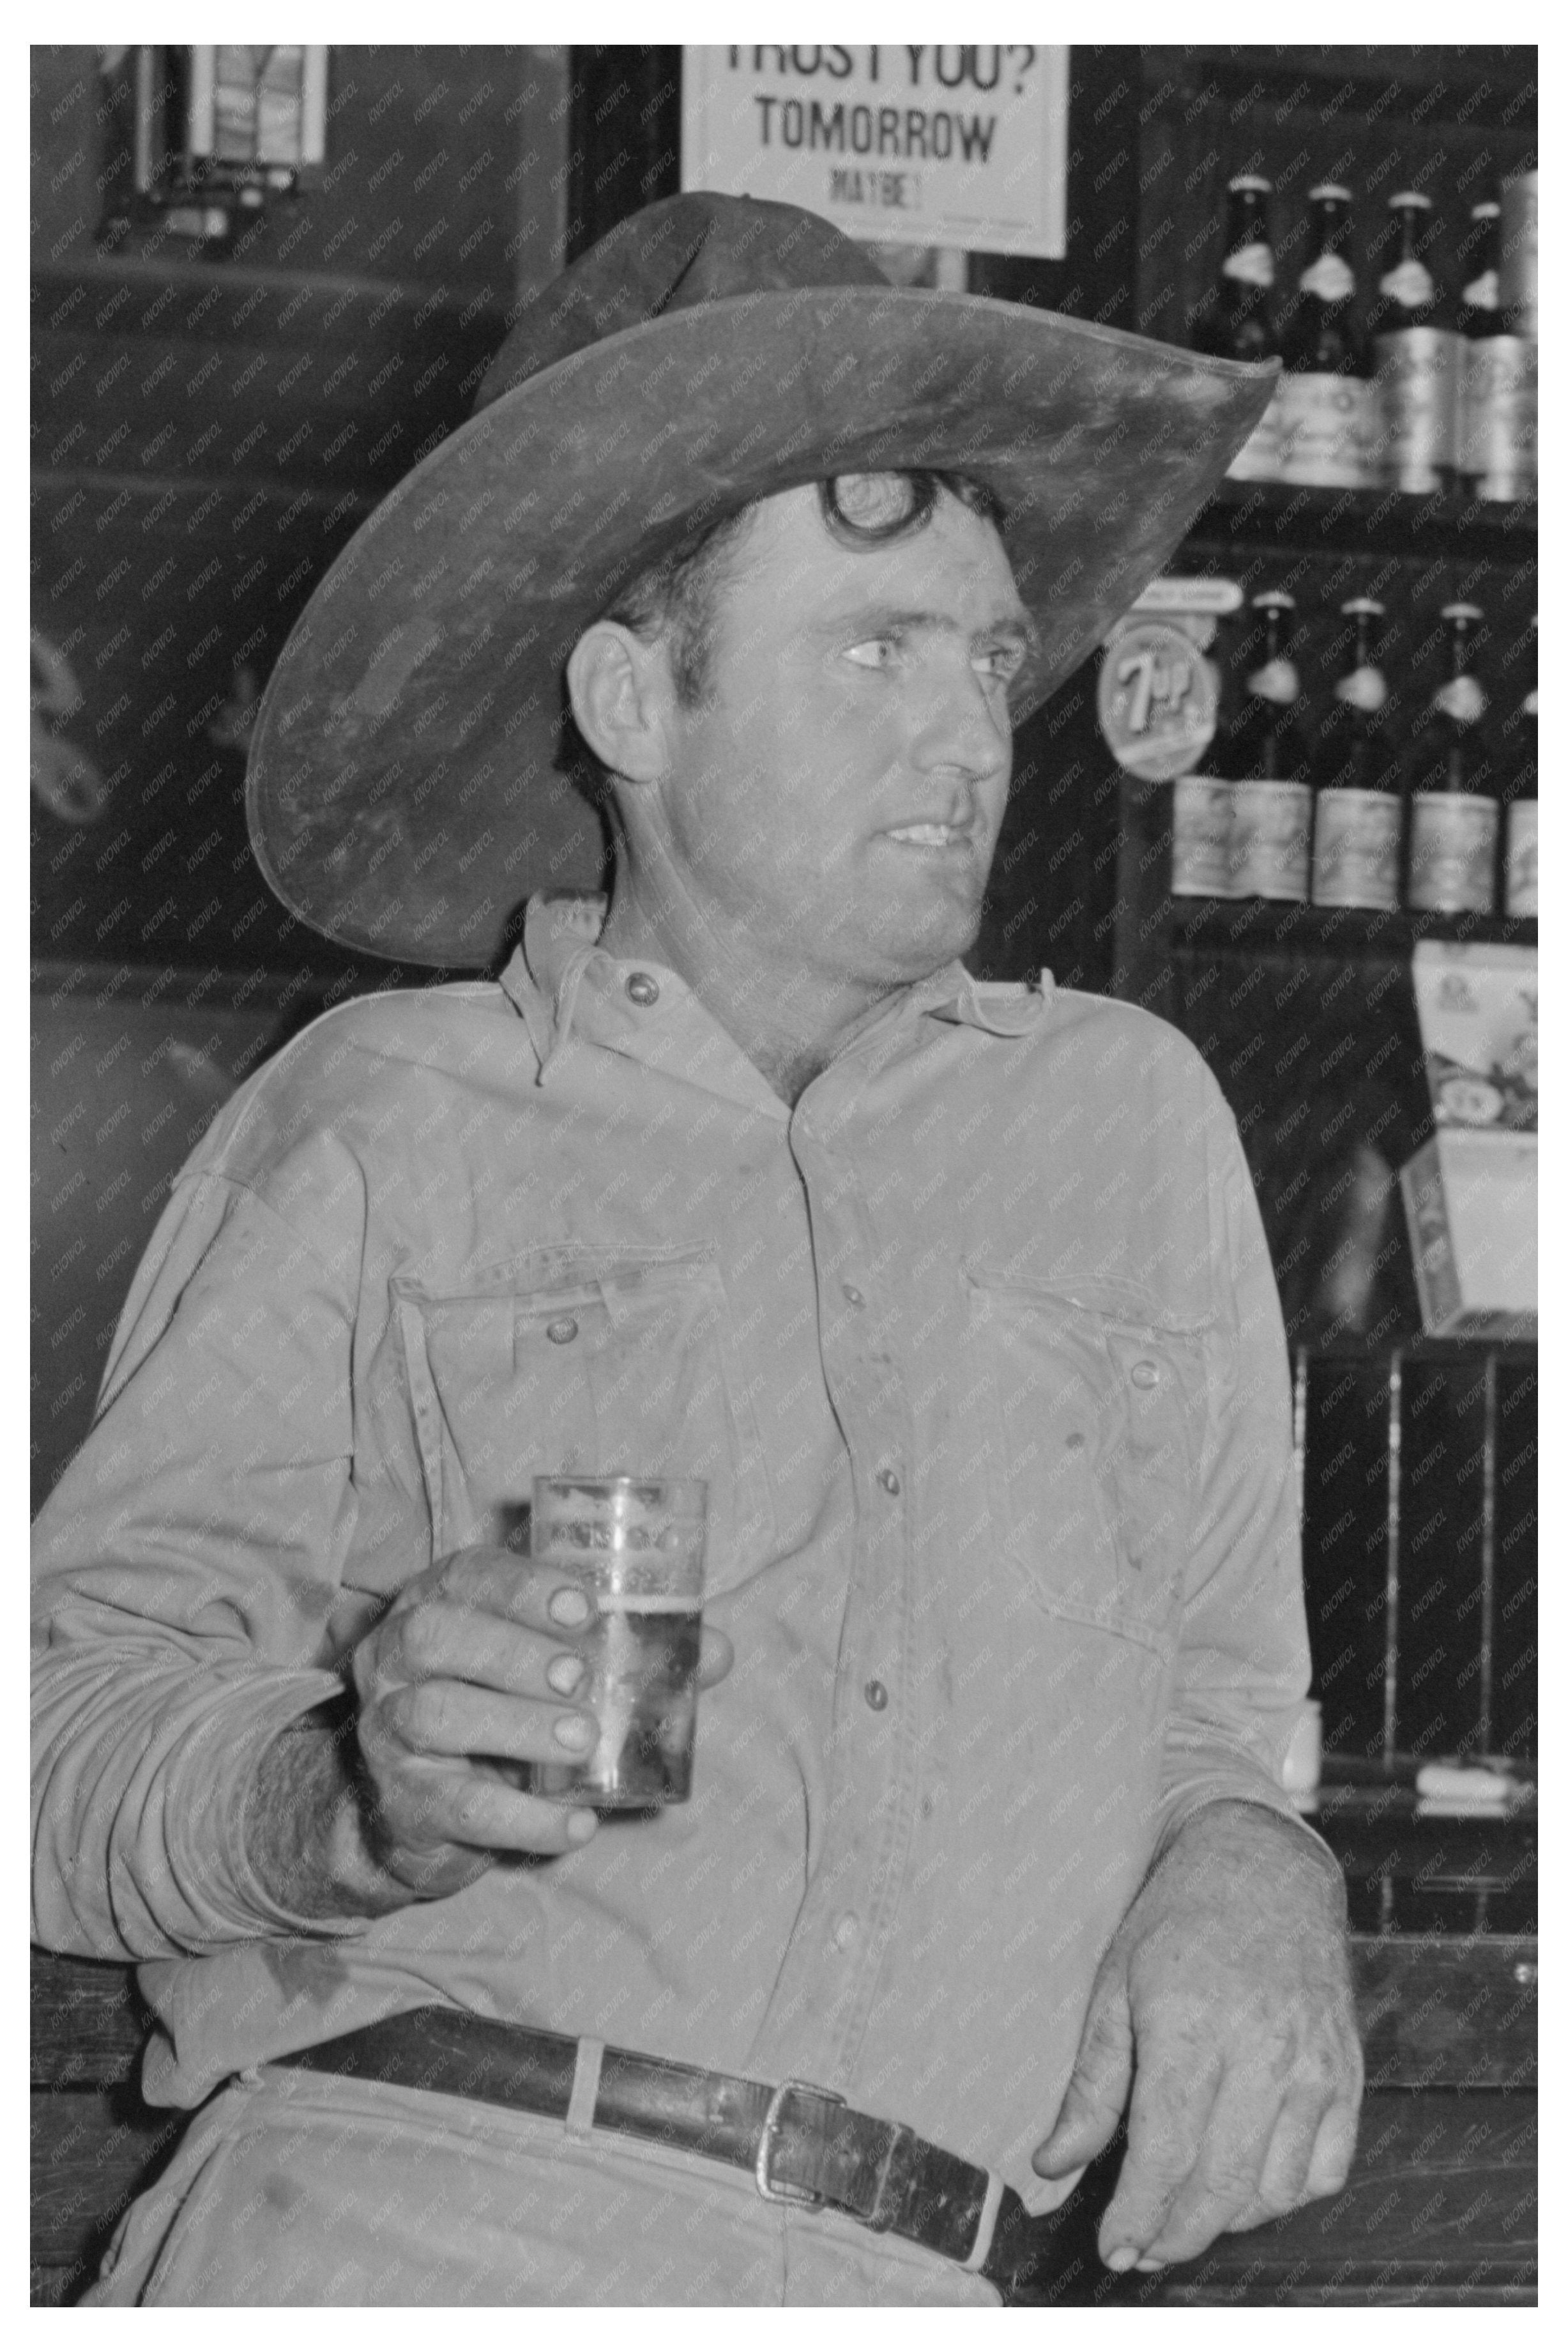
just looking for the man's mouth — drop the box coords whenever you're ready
[885,822,970,848]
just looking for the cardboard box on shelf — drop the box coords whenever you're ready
[1412,940,1537,1134]
[1400,1127,1537,1339]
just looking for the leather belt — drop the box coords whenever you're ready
[273,2007,1090,2300]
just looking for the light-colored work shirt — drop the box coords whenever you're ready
[33,892,1312,2213]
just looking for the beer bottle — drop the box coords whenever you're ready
[1456,199,1536,501]
[1406,602,1497,913]
[1311,598,1402,910]
[1498,616,1537,917]
[1369,192,1459,493]
[1278,185,1376,489]
[1196,175,1284,481]
[1224,592,1312,901]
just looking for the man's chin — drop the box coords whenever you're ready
[853,903,985,986]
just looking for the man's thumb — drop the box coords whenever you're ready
[1032,1980,1134,2177]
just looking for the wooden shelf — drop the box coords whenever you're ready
[1184,477,1537,562]
[1309,1785,1537,1886]
[1165,899,1537,959]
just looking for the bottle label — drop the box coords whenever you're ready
[1171,775,1233,897]
[1408,794,1498,912]
[1300,252,1355,303]
[1458,336,1537,494]
[1311,788,1401,909]
[1277,374,1378,487]
[1505,800,1538,915]
[1228,779,1312,899]
[1379,257,1435,307]
[1224,389,1284,481]
[1334,663,1388,714]
[1373,327,1459,487]
[1223,240,1274,288]
[1433,675,1488,726]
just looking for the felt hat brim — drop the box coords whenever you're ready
[247,286,1275,968]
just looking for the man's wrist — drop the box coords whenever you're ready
[1157,1796,1347,1910]
[242,1715,413,1924]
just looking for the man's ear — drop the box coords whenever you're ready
[566,623,672,786]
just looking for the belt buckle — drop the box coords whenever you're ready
[754,2077,847,2208]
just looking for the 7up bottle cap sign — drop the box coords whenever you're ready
[1097,615,1219,781]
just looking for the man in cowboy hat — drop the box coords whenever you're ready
[33,193,1360,2306]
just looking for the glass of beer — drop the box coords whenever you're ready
[529,1474,708,1808]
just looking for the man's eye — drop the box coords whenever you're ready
[843,638,899,669]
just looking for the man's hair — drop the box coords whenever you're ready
[601,468,1007,714]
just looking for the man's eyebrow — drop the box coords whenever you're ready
[823,603,1042,653]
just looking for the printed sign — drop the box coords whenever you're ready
[681,45,1068,257]
[1096,618,1219,782]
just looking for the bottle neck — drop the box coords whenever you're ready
[1429,624,1488,735]
[1221,195,1274,288]
[1380,207,1436,316]
[1309,204,1352,261]
[1463,216,1501,295]
[1299,204,1357,305]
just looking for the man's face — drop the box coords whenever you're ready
[641,480,1031,996]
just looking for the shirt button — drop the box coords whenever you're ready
[864,1679,888,1711]
[625,972,660,1007]
[833,1913,860,1952]
[842,1283,865,1308]
[545,1316,579,1345]
[1130,1361,1160,1389]
[878,1467,901,1495]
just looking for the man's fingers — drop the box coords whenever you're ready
[430,1547,597,1630]
[1153,2082,1360,2253]
[384,1598,588,1699]
[1251,2092,1323,2218]
[1129,2048,1356,2267]
[1032,1973,1136,2177]
[373,1677,595,1769]
[1249,2065,1357,2222]
[374,1759,597,1872]
[1093,2035,1223,2266]
[1304,2091,1360,2200]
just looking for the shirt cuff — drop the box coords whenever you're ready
[162,1669,376,1943]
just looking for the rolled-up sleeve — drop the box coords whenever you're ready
[31,1159,370,1956]
[1150,1081,1332,1863]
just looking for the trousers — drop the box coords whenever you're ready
[86,2065,1003,2307]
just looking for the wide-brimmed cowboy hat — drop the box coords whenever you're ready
[247,191,1276,967]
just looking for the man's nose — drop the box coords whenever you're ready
[909,657,1010,779]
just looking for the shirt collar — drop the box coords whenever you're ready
[499,890,1051,1083]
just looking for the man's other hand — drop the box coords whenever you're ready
[352,1545,734,1896]
[1031,1798,1362,2273]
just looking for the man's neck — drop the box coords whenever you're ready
[598,872,897,1107]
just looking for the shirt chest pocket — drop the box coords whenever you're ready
[964,1269,1209,1653]
[392,1246,777,1592]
